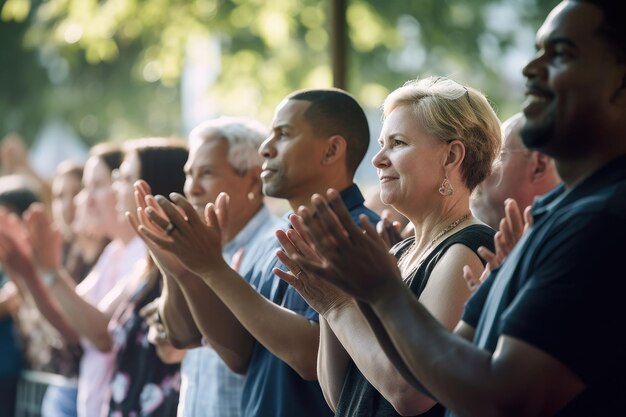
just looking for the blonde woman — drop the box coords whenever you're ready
[275,77,501,417]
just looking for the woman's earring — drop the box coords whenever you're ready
[248,192,255,201]
[438,177,453,196]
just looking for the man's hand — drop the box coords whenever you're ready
[463,198,533,291]
[376,209,404,249]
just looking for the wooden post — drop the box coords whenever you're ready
[331,0,347,90]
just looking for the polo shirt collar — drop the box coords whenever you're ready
[282,183,365,221]
[532,154,626,220]
[223,205,271,256]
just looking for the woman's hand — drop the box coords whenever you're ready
[0,209,38,281]
[273,217,351,317]
[127,181,189,279]
[23,203,63,272]
[136,191,228,278]
[287,189,404,304]
[140,298,169,345]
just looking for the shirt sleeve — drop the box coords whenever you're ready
[462,270,496,328]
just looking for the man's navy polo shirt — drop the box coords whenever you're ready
[458,155,626,417]
[241,183,379,417]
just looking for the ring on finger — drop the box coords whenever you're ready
[164,222,176,236]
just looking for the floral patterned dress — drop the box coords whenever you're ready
[108,272,181,417]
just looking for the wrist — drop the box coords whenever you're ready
[41,269,60,288]
[323,298,354,321]
[369,278,406,313]
[200,259,230,285]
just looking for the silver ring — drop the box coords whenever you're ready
[164,222,176,236]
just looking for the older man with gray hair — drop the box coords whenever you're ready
[471,112,560,229]
[133,116,283,417]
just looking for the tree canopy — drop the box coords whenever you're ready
[1,0,559,145]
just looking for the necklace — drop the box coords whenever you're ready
[398,212,471,276]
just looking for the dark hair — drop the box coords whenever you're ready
[0,183,41,215]
[123,138,188,198]
[287,88,370,176]
[578,0,626,61]
[90,143,123,173]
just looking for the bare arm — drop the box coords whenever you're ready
[292,190,584,417]
[137,192,320,379]
[3,266,81,344]
[0,220,83,344]
[317,318,350,411]
[320,245,481,415]
[325,301,438,415]
[140,298,187,365]
[370,281,583,417]
[274,223,432,413]
[50,269,114,350]
[199,261,319,379]
[127,190,255,373]
[164,270,256,374]
[0,284,20,319]
[158,273,203,348]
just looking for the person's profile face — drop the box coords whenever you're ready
[471,120,531,229]
[520,1,619,157]
[258,99,326,200]
[52,173,81,234]
[372,105,448,212]
[82,156,118,236]
[113,152,141,220]
[183,139,252,218]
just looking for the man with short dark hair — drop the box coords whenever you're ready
[282,2,626,416]
[136,88,378,417]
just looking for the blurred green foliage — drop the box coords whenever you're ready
[1,0,559,145]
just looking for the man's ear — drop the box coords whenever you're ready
[530,151,552,182]
[244,166,263,194]
[322,135,347,165]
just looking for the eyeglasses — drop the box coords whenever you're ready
[498,149,531,160]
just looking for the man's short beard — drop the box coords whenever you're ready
[520,120,554,152]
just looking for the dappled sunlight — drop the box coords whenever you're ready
[2,0,550,146]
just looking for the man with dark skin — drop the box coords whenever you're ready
[133,89,378,417]
[281,1,626,416]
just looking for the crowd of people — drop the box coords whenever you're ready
[0,1,624,416]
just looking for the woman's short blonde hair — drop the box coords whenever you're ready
[383,77,501,191]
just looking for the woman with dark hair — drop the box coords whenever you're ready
[0,175,41,417]
[0,138,188,417]
[105,138,188,416]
